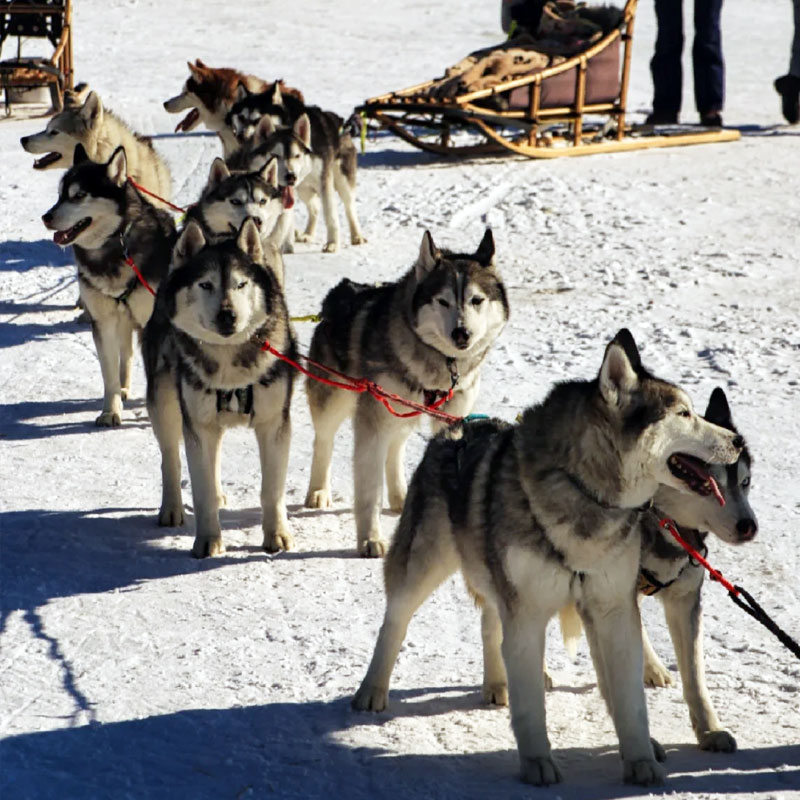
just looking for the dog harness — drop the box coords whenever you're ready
[637,516,708,596]
[423,357,460,408]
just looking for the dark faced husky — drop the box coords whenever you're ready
[143,219,296,558]
[21,89,172,207]
[183,157,288,281]
[225,87,366,253]
[305,229,508,557]
[42,144,177,426]
[352,330,744,787]
[634,387,756,751]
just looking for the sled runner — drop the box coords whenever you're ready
[356,0,739,159]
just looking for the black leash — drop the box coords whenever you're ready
[728,584,800,660]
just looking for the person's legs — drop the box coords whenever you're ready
[650,0,684,120]
[692,0,724,118]
[774,0,800,124]
[790,0,800,77]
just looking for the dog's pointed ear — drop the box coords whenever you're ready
[195,58,207,69]
[236,218,264,264]
[234,82,250,104]
[599,333,639,405]
[293,113,311,150]
[79,91,102,126]
[172,221,206,271]
[253,115,276,147]
[269,81,283,105]
[415,231,440,280]
[260,156,279,190]
[475,228,495,268]
[106,146,127,187]
[611,328,642,372]
[73,143,90,165]
[705,387,733,428]
[207,157,230,190]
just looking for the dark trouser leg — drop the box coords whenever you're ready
[791,0,800,77]
[650,0,684,115]
[693,0,724,113]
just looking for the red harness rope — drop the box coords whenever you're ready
[258,340,463,424]
[660,516,800,660]
[128,177,187,215]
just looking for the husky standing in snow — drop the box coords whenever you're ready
[42,145,176,426]
[352,329,744,787]
[226,83,366,253]
[305,229,508,556]
[143,219,296,558]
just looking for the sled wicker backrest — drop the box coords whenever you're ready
[0,0,73,113]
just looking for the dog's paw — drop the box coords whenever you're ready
[192,536,225,559]
[386,487,407,513]
[651,737,667,762]
[294,231,312,243]
[96,411,121,427]
[520,756,562,786]
[698,729,737,753]
[352,684,388,712]
[622,758,665,786]
[305,488,332,509]
[216,492,228,509]
[359,537,387,558]
[482,682,508,706]
[263,527,294,553]
[351,233,367,245]
[322,241,338,254]
[644,660,675,688]
[158,505,184,527]
[120,387,130,401]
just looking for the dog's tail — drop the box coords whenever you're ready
[558,603,583,659]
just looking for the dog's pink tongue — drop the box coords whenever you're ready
[175,108,199,132]
[708,475,725,507]
[282,186,295,210]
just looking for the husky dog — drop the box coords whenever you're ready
[143,219,296,558]
[21,90,172,207]
[633,387,756,751]
[305,229,508,556]
[352,330,744,786]
[163,61,303,156]
[226,115,314,254]
[42,145,177,426]
[183,157,289,282]
[226,86,366,253]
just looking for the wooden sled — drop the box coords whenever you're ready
[356,0,739,159]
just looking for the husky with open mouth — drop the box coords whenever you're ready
[352,329,744,788]
[21,88,172,209]
[42,144,177,426]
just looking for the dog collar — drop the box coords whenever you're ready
[423,357,460,407]
[563,469,652,513]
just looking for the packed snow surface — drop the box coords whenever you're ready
[1,1,798,798]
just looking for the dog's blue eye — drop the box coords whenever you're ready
[259,198,267,205]
[437,299,450,308]
[471,297,485,307]
[73,191,86,200]
[741,477,750,488]
[230,198,243,206]
[199,281,213,291]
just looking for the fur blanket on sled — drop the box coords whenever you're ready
[414,1,623,101]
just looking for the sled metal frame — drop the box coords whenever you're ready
[357,0,739,159]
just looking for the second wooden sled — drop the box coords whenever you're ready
[356,0,739,159]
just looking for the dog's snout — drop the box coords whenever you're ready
[42,211,53,227]
[286,172,297,186]
[736,518,758,541]
[252,216,262,229]
[20,136,29,147]
[216,308,237,334]
[451,326,470,348]
[732,434,745,450]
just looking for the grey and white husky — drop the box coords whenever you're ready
[143,219,296,558]
[352,330,744,787]
[305,229,508,556]
[227,94,366,253]
[42,144,177,426]
[633,387,756,751]
[21,89,173,208]
[183,156,288,282]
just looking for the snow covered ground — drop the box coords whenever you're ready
[1,1,799,798]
